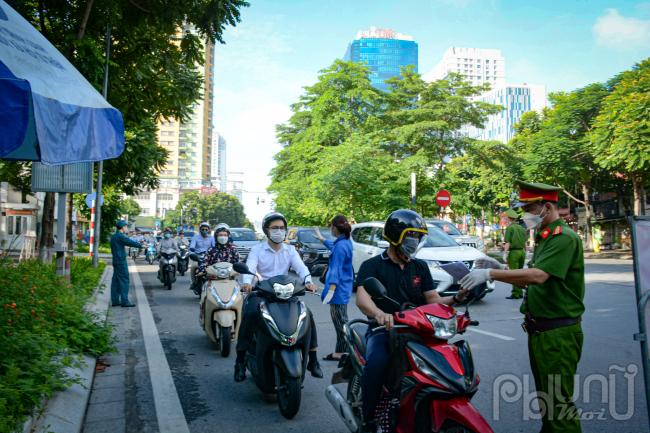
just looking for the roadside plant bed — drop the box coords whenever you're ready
[75,242,112,254]
[0,257,114,433]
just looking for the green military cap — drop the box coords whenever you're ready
[116,220,128,229]
[505,209,519,219]
[514,180,562,207]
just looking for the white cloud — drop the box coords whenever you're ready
[593,8,650,50]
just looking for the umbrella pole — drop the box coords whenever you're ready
[92,25,111,268]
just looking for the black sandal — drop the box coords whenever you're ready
[322,353,340,361]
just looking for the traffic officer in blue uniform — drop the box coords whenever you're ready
[110,220,143,307]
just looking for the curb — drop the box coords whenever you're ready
[23,265,113,433]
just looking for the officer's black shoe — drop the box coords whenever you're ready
[121,302,136,307]
[234,361,246,382]
[112,302,120,307]
[308,360,323,378]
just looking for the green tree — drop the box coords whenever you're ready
[121,198,141,223]
[516,84,611,246]
[590,58,650,215]
[446,140,523,217]
[8,0,248,257]
[162,191,252,229]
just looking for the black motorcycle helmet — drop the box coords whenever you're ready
[383,209,428,246]
[262,212,288,237]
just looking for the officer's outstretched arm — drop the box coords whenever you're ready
[491,268,549,287]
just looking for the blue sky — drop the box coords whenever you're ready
[214,0,650,192]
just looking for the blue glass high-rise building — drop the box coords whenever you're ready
[343,27,418,92]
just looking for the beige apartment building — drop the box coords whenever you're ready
[132,27,215,226]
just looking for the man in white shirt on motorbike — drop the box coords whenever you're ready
[234,212,323,382]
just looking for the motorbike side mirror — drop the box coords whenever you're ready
[376,240,390,249]
[362,277,388,299]
[233,262,254,275]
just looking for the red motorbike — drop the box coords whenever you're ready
[326,277,493,433]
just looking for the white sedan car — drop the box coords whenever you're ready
[351,222,495,299]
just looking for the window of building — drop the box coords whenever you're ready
[158,193,173,201]
[136,192,150,200]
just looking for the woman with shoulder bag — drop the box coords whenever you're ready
[315,215,354,361]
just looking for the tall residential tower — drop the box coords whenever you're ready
[424,47,505,87]
[344,27,418,92]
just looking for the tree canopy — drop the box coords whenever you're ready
[162,191,253,229]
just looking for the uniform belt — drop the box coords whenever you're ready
[522,316,581,334]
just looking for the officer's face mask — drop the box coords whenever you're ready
[399,233,425,260]
[164,233,171,239]
[217,235,228,245]
[269,229,286,244]
[523,205,548,230]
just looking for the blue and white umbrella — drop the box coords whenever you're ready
[0,0,124,164]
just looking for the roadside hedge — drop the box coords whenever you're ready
[0,257,114,433]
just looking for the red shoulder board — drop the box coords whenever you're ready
[540,227,551,239]
[552,225,563,236]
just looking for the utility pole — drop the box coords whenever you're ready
[410,172,417,209]
[92,25,111,267]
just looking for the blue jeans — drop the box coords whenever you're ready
[362,329,390,422]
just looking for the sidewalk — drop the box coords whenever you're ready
[82,260,189,433]
[82,297,158,433]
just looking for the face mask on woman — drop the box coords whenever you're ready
[217,235,228,245]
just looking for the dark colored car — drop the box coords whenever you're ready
[230,228,260,262]
[287,228,335,272]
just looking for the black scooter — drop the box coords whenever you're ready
[177,244,190,276]
[234,263,312,420]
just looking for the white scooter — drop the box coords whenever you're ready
[198,261,244,357]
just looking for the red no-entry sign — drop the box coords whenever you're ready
[435,189,451,207]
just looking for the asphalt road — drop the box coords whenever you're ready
[136,259,648,433]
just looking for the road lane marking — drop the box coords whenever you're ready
[130,261,190,433]
[467,328,516,341]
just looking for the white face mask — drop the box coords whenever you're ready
[522,206,547,230]
[217,235,228,245]
[269,229,286,244]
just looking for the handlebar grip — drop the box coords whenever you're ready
[470,320,479,326]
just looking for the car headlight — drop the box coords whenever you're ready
[273,283,294,300]
[425,260,442,270]
[426,314,457,340]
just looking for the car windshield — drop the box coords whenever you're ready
[230,230,257,241]
[421,226,459,248]
[431,221,462,236]
[298,229,334,244]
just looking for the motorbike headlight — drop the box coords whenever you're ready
[212,285,238,308]
[216,268,231,279]
[426,314,457,340]
[273,283,294,300]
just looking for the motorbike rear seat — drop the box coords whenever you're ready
[348,322,368,358]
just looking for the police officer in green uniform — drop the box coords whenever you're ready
[110,220,143,307]
[459,181,585,433]
[503,208,527,299]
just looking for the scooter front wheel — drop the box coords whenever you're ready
[277,374,301,419]
[219,326,231,357]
